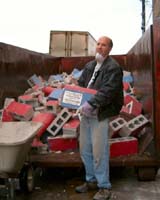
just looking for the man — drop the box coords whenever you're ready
[75,36,124,200]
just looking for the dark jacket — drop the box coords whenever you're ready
[78,56,124,121]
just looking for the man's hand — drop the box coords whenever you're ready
[80,101,97,117]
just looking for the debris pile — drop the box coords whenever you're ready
[0,68,151,157]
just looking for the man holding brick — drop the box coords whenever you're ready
[75,36,123,200]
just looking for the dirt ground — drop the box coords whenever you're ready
[1,167,160,200]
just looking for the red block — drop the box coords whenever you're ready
[123,82,131,92]
[63,118,80,138]
[48,136,78,151]
[32,113,55,137]
[1,109,14,122]
[4,101,34,121]
[46,100,60,114]
[123,95,137,105]
[64,84,97,95]
[126,100,142,116]
[42,86,55,96]
[63,118,80,130]
[109,137,138,158]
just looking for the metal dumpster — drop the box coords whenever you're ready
[0,1,160,181]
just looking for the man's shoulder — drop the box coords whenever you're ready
[85,59,96,69]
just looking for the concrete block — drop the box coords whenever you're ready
[62,118,80,138]
[47,108,72,136]
[123,82,132,93]
[46,100,60,114]
[109,117,127,138]
[109,137,138,157]
[60,84,97,109]
[4,101,34,121]
[32,112,55,138]
[18,94,39,108]
[42,86,55,96]
[48,88,64,100]
[126,100,142,116]
[27,74,44,87]
[48,136,78,151]
[123,94,138,105]
[119,114,149,137]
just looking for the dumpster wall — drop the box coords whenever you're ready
[153,0,160,153]
[125,25,160,156]
[0,42,126,108]
[0,43,60,108]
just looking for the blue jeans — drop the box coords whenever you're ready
[79,116,111,189]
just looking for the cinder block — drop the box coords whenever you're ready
[32,112,55,138]
[3,98,15,108]
[1,109,14,122]
[42,86,55,96]
[60,84,97,109]
[4,101,34,121]
[71,68,83,79]
[46,100,60,114]
[123,82,132,93]
[62,118,80,138]
[38,94,47,106]
[18,94,39,108]
[123,94,138,105]
[119,114,149,137]
[27,74,44,87]
[109,117,127,138]
[48,136,78,151]
[109,137,138,157]
[126,100,142,116]
[48,88,64,100]
[47,108,72,136]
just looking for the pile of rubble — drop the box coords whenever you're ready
[0,69,150,158]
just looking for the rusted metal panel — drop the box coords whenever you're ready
[153,0,160,19]
[30,152,160,168]
[0,43,61,108]
[60,55,126,74]
[153,19,160,154]
[126,27,155,155]
[126,28,153,116]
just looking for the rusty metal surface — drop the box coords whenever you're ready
[0,43,61,108]
[153,19,160,154]
[30,151,160,168]
[153,0,160,19]
[60,55,126,74]
[126,27,153,117]
[0,43,126,109]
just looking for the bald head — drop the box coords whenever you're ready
[96,36,113,57]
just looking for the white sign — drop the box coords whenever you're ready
[62,91,83,106]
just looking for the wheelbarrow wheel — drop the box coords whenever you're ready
[19,164,35,193]
[5,178,15,200]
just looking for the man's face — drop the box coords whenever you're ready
[96,37,112,57]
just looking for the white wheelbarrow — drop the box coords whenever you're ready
[0,122,42,199]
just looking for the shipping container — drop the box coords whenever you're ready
[49,31,97,57]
